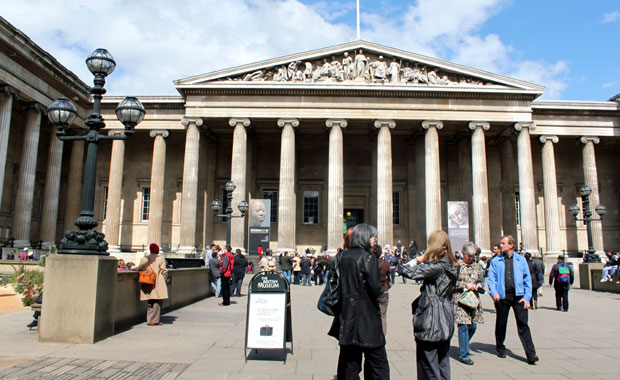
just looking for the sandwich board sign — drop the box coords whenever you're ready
[244,271,293,362]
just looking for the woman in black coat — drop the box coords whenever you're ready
[399,230,458,380]
[328,223,389,379]
[232,249,248,297]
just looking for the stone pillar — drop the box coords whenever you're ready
[104,132,126,253]
[178,118,203,254]
[422,120,443,240]
[229,118,250,251]
[515,123,538,254]
[0,85,17,207]
[326,119,347,253]
[147,130,169,246]
[277,119,299,251]
[581,136,604,252]
[13,104,44,248]
[500,138,518,241]
[64,141,84,232]
[469,122,491,255]
[539,136,562,256]
[40,129,64,248]
[374,120,395,246]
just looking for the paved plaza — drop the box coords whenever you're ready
[0,277,619,379]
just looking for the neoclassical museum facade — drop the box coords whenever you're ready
[0,16,618,257]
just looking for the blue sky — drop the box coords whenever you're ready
[2,0,619,100]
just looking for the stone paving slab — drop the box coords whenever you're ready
[0,277,619,379]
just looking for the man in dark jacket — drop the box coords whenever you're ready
[328,224,389,379]
[219,247,234,306]
[232,249,248,297]
[549,255,574,312]
[279,251,293,283]
[300,255,312,286]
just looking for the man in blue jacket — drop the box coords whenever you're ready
[488,235,538,364]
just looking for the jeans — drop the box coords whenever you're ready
[390,268,396,284]
[302,273,312,286]
[457,324,477,361]
[233,277,243,297]
[282,270,291,284]
[211,277,221,297]
[602,265,618,280]
[323,269,329,284]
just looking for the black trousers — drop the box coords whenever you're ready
[415,340,450,380]
[554,287,569,311]
[337,344,390,380]
[221,275,231,305]
[494,297,536,359]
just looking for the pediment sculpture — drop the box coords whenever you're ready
[223,49,500,87]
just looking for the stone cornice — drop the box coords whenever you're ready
[532,100,620,117]
[102,96,185,110]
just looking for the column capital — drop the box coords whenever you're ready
[181,117,204,128]
[28,102,47,115]
[374,119,396,129]
[326,119,348,128]
[514,122,536,132]
[0,84,19,98]
[580,136,600,145]
[277,118,299,128]
[149,129,169,138]
[468,121,490,131]
[107,130,126,137]
[422,120,443,130]
[539,135,559,144]
[228,118,250,128]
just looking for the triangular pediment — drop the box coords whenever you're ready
[175,41,543,95]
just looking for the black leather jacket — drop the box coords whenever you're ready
[401,256,458,342]
[328,247,385,348]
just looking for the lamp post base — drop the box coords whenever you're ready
[583,253,601,263]
[57,229,109,255]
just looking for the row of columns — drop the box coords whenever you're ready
[97,117,604,256]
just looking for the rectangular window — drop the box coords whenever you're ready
[515,192,520,226]
[141,187,150,222]
[393,191,400,225]
[263,189,278,223]
[103,186,109,220]
[303,190,319,225]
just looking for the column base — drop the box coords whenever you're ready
[13,240,30,249]
[176,245,197,255]
[107,245,121,254]
[542,250,562,257]
[39,254,117,343]
[479,249,492,257]
[41,241,55,250]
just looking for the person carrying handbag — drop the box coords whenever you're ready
[453,242,484,365]
[130,243,168,326]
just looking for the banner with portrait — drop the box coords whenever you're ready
[248,199,271,255]
[448,201,469,253]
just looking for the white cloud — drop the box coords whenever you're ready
[1,0,570,99]
[603,11,620,23]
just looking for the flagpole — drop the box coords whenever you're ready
[356,0,360,40]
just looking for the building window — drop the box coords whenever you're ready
[303,190,319,225]
[515,192,520,226]
[103,186,108,220]
[34,183,44,219]
[219,188,231,224]
[141,187,150,222]
[393,191,400,225]
[262,189,278,223]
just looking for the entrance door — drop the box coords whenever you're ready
[344,209,364,231]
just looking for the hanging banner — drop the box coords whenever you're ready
[249,199,271,227]
[448,201,469,253]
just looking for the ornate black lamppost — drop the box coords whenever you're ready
[569,185,607,263]
[47,48,145,255]
[210,181,249,249]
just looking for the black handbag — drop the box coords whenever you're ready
[317,259,340,316]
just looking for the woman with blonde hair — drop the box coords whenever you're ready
[399,230,458,380]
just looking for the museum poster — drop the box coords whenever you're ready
[246,292,287,349]
[448,201,469,253]
[248,199,270,255]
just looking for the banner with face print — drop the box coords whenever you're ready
[448,201,469,253]
[249,199,271,227]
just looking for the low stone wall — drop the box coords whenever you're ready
[0,260,44,275]
[115,268,212,329]
[590,268,620,294]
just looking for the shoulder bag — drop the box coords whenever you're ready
[138,263,157,285]
[317,258,340,316]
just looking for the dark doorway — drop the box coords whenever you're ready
[344,209,364,231]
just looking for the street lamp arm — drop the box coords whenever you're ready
[56,134,87,141]
[99,133,133,141]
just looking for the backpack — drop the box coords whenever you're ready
[557,264,570,284]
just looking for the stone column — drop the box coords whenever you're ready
[64,140,85,232]
[40,129,64,248]
[13,104,44,248]
[539,136,561,256]
[0,85,17,207]
[515,123,538,255]
[147,130,169,246]
[581,136,604,252]
[375,120,395,246]
[422,120,443,240]
[277,119,299,251]
[326,119,347,253]
[178,118,203,254]
[469,122,491,255]
[500,138,518,241]
[229,118,250,251]
[104,132,126,253]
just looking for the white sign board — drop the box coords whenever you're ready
[246,292,286,349]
